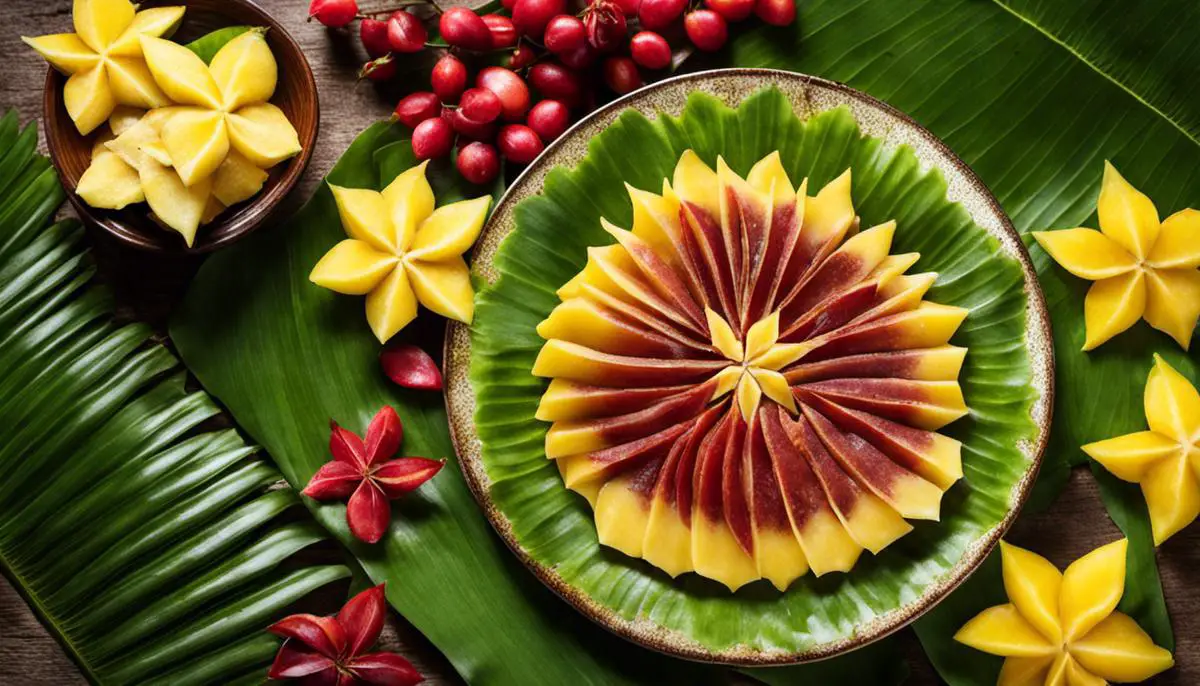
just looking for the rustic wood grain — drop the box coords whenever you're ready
[0,2,1196,684]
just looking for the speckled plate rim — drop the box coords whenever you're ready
[444,68,1055,666]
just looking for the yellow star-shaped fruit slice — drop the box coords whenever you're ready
[138,29,301,187]
[309,162,492,343]
[1083,354,1200,544]
[1033,162,1200,350]
[23,0,185,134]
[956,539,1174,685]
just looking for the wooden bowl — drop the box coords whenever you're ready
[42,0,319,253]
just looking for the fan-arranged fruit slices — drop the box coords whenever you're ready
[532,150,970,591]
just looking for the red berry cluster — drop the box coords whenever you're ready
[309,0,796,184]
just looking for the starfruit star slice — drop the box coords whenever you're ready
[310,240,401,296]
[21,34,100,74]
[209,29,278,112]
[63,66,115,136]
[1146,209,1200,270]
[1143,267,1200,349]
[160,108,230,187]
[1059,538,1126,642]
[1097,161,1160,261]
[211,151,269,207]
[73,0,136,53]
[105,6,186,57]
[139,35,222,109]
[1000,540,1063,644]
[75,150,143,209]
[405,196,491,263]
[140,159,213,247]
[1144,353,1200,443]
[1068,612,1176,682]
[225,103,302,169]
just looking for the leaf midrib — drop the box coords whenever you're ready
[990,0,1200,149]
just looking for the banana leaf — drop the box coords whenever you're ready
[0,111,350,685]
[464,86,1041,656]
[725,0,1190,661]
[171,121,712,686]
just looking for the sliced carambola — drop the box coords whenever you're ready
[690,410,758,591]
[642,416,714,577]
[576,282,712,353]
[600,219,705,328]
[544,382,712,458]
[785,346,967,384]
[532,339,725,387]
[536,380,693,422]
[802,405,943,521]
[557,418,691,491]
[537,297,697,358]
[760,405,861,575]
[779,406,911,552]
[780,221,895,321]
[776,170,856,297]
[75,150,143,209]
[799,377,968,430]
[680,199,739,323]
[801,301,969,362]
[594,457,660,558]
[744,411,808,589]
[582,244,708,336]
[802,392,962,489]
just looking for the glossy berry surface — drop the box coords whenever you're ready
[431,54,469,102]
[527,99,571,141]
[477,67,532,120]
[394,92,442,127]
[684,10,728,52]
[629,30,671,69]
[498,124,545,164]
[755,0,797,26]
[602,56,642,94]
[544,15,587,54]
[512,0,567,39]
[359,18,392,58]
[309,0,358,28]
[412,117,454,160]
[457,142,501,184]
[482,14,519,48]
[387,10,427,54]
[528,62,583,107]
[705,0,755,21]
[440,7,494,51]
[459,87,504,124]
[638,0,687,31]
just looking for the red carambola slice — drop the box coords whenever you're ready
[800,391,963,489]
[777,405,911,554]
[774,170,858,308]
[801,404,944,521]
[744,410,809,589]
[532,339,726,387]
[538,297,702,359]
[641,413,711,577]
[577,283,713,353]
[801,301,968,362]
[782,280,880,343]
[799,377,968,431]
[745,188,802,327]
[760,404,862,575]
[600,219,707,329]
[536,379,694,422]
[779,221,896,323]
[784,346,968,384]
[681,200,740,324]
[544,382,713,458]
[574,244,708,337]
[691,408,758,591]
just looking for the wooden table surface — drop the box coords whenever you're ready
[1,2,1196,684]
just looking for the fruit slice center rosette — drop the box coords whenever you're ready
[531,149,970,592]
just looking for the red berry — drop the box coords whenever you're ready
[558,44,596,70]
[544,15,586,54]
[498,124,544,164]
[629,30,670,69]
[527,100,571,141]
[528,62,583,107]
[387,11,427,53]
[482,14,518,48]
[705,0,754,21]
[755,0,796,26]
[637,0,687,30]
[512,0,566,39]
[459,87,503,124]
[394,92,442,127]
[614,0,641,15]
[457,142,501,184]
[360,18,391,58]
[476,67,531,120]
[431,54,468,102]
[684,10,727,51]
[603,56,642,94]
[585,1,627,52]
[360,55,397,81]
[439,7,493,51]
[412,117,454,159]
[309,0,357,28]
[507,44,536,70]
[447,109,498,140]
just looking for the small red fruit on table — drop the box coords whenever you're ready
[477,67,532,120]
[440,7,494,51]
[412,117,454,160]
[684,9,728,52]
[629,30,671,69]
[393,92,442,128]
[603,55,643,94]
[512,0,567,38]
[387,10,427,53]
[309,0,358,28]
[431,54,468,103]
[544,15,587,54]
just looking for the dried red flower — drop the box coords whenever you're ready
[268,584,423,685]
[302,407,445,543]
[380,345,444,390]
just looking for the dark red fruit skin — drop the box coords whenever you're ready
[629,30,671,69]
[705,0,754,21]
[507,44,536,70]
[512,0,567,39]
[457,142,501,184]
[447,109,498,140]
[439,7,494,51]
[558,44,596,70]
[585,1,627,52]
[528,62,583,107]
[459,87,503,124]
[431,54,468,103]
[755,0,796,26]
[310,0,358,28]
[637,0,687,30]
[412,117,454,160]
[603,56,642,94]
[387,10,427,53]
[360,55,398,81]
[482,14,518,48]
[476,67,531,120]
[613,0,641,16]
[394,92,442,127]
[498,124,544,164]
[360,18,392,58]
[543,15,586,54]
[501,0,518,9]
[684,9,727,51]
[527,100,570,141]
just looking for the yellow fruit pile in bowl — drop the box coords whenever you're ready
[29,0,316,252]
